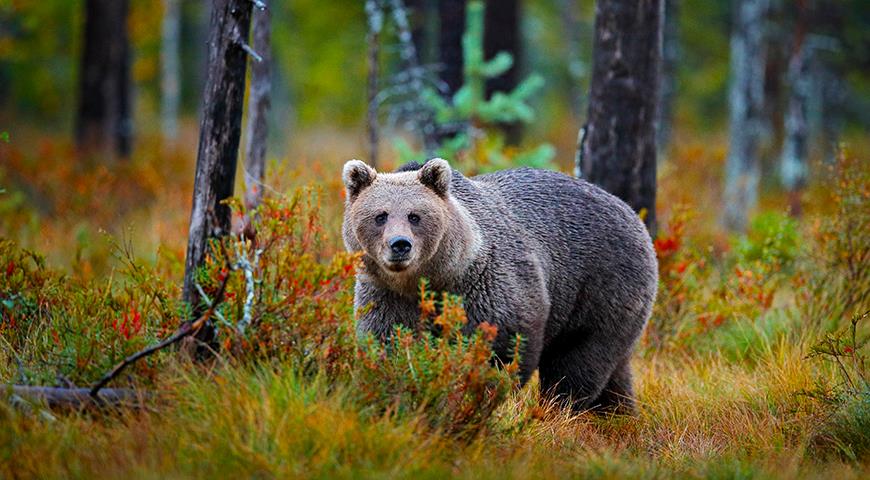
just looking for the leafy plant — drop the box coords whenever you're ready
[806,310,870,462]
[396,0,555,172]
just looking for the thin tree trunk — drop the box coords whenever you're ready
[182,0,254,340]
[780,42,810,214]
[406,0,428,64]
[76,0,132,158]
[161,0,181,141]
[580,0,663,234]
[658,0,679,152]
[438,0,467,98]
[483,0,522,143]
[779,0,810,215]
[723,0,768,232]
[366,0,383,168]
[244,4,271,211]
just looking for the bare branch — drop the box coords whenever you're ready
[89,272,231,399]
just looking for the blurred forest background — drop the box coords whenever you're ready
[0,0,869,268]
[0,0,868,264]
[0,0,869,478]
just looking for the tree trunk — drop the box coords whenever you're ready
[780,43,810,214]
[244,4,271,211]
[76,0,132,158]
[779,0,810,214]
[182,0,253,329]
[580,0,663,234]
[658,0,679,152]
[723,0,767,232]
[366,0,383,168]
[438,0,467,98]
[483,0,522,143]
[161,0,181,141]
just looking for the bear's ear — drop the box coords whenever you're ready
[418,158,451,198]
[342,159,377,201]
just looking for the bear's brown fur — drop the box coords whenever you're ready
[342,158,658,412]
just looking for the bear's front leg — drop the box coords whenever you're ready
[462,283,548,385]
[353,279,420,340]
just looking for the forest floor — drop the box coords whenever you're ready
[0,127,868,479]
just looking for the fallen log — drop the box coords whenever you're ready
[5,385,150,409]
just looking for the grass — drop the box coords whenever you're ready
[0,127,868,478]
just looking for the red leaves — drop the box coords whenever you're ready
[113,305,143,340]
[654,236,681,259]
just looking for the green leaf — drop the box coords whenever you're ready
[479,52,513,78]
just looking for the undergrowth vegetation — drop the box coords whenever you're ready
[0,132,868,478]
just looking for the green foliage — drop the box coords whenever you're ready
[398,0,555,172]
[802,151,870,331]
[733,211,800,270]
[807,311,870,462]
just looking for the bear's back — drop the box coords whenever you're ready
[466,167,657,339]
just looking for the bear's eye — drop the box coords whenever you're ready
[375,212,388,226]
[408,213,420,225]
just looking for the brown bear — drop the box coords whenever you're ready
[342,158,658,412]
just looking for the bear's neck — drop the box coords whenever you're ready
[422,196,483,290]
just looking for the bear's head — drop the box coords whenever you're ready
[342,158,473,283]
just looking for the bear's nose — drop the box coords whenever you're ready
[389,236,412,256]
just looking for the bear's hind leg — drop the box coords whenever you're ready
[538,329,630,412]
[592,356,635,414]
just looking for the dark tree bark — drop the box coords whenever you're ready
[723,0,768,232]
[182,0,253,335]
[406,0,428,64]
[244,4,271,211]
[580,0,663,234]
[483,0,520,97]
[438,0,467,98]
[483,0,522,143]
[76,0,132,158]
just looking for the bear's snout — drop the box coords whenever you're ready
[388,236,413,257]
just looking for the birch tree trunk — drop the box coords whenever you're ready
[244,4,271,211]
[183,0,253,328]
[580,0,663,234]
[658,0,679,152]
[779,1,810,213]
[722,0,768,232]
[161,0,181,141]
[366,0,383,168]
[76,0,132,158]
